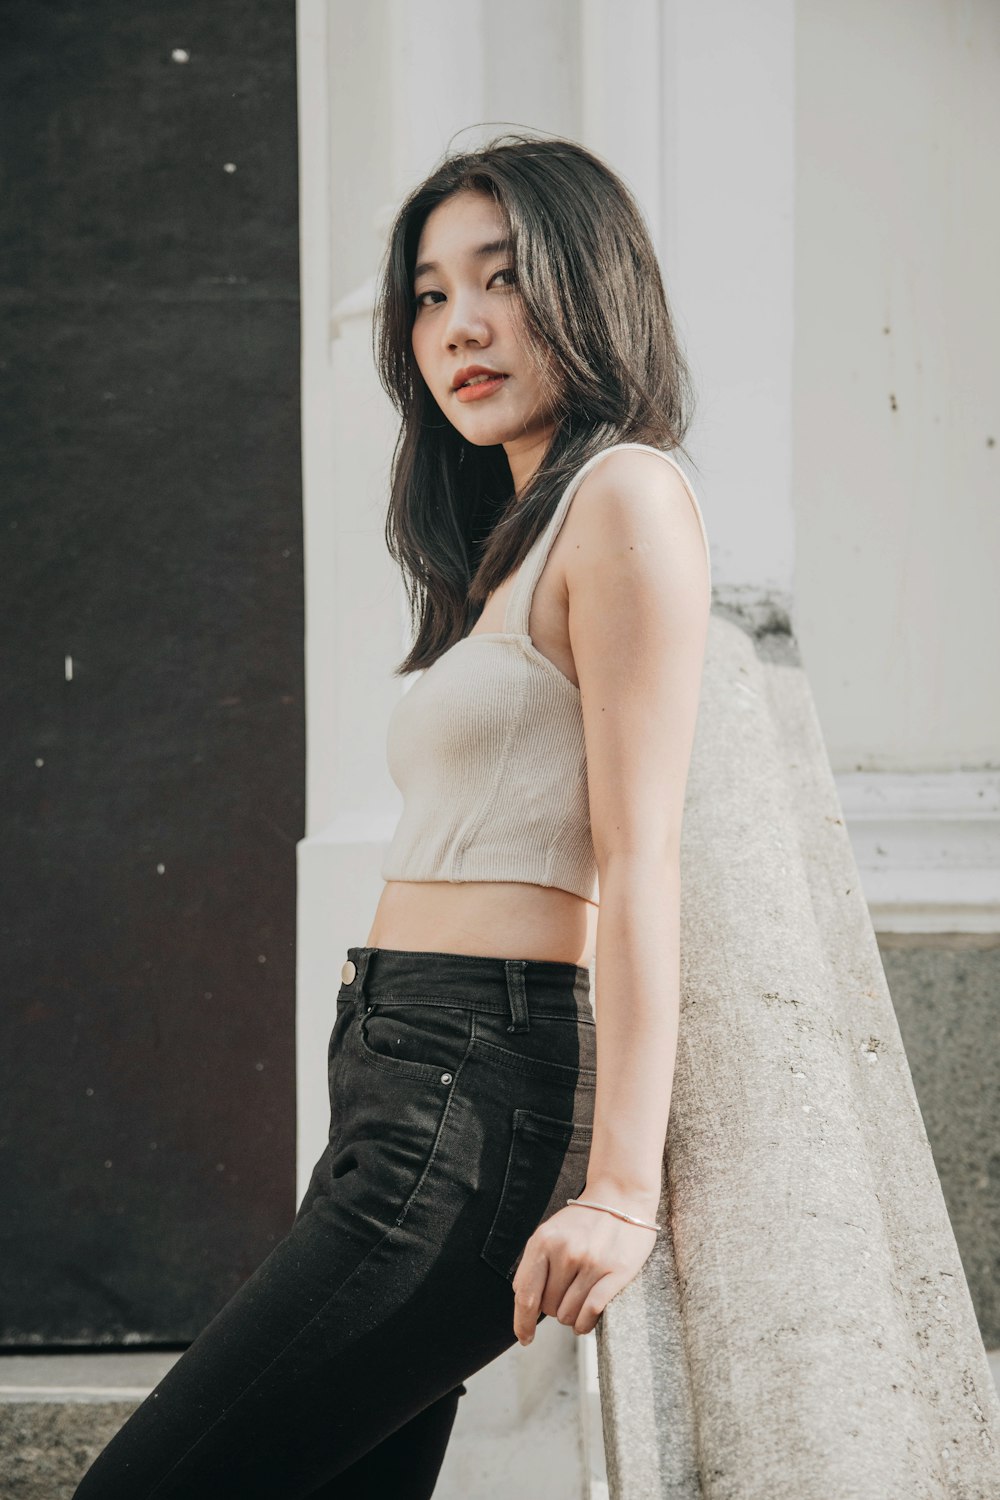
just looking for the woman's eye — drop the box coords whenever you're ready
[413,267,516,310]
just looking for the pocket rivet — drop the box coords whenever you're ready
[440,1072,453,1084]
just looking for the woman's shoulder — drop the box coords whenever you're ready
[565,444,711,587]
[572,443,695,503]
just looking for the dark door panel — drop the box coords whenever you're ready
[0,1,303,1347]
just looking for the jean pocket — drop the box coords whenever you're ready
[480,1108,594,1282]
[355,1001,469,1085]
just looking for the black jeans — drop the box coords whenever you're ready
[72,945,597,1498]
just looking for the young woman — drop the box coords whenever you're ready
[73,133,711,1499]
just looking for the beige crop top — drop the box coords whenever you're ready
[380,442,712,904]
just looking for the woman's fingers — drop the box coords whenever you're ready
[554,1269,597,1330]
[512,1244,550,1344]
[557,1269,622,1335]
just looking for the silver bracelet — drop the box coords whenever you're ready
[566,1196,663,1232]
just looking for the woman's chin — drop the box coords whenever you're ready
[454,422,516,448]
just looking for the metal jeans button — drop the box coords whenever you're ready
[340,959,357,984]
[440,1073,453,1085]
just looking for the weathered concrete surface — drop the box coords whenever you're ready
[595,607,1000,1499]
[0,1400,139,1499]
[877,932,1000,1347]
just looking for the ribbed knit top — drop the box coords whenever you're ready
[380,443,712,904]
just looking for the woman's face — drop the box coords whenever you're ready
[410,189,559,493]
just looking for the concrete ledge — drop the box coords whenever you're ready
[0,1335,589,1499]
[595,609,1000,1498]
[0,1353,178,1499]
[835,769,1000,933]
[0,1350,180,1404]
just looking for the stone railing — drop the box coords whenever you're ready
[594,606,1000,1498]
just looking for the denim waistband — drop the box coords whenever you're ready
[343,945,593,1026]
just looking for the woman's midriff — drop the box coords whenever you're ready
[365,879,598,967]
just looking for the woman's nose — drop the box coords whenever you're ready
[444,295,490,348]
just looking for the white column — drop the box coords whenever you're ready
[578,0,796,602]
[580,0,664,261]
[660,0,796,600]
[387,0,487,202]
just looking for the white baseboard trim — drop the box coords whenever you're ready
[833,770,1000,934]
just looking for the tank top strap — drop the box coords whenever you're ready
[503,442,711,635]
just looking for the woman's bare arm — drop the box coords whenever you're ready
[511,448,711,1341]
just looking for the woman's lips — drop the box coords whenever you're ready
[454,374,509,403]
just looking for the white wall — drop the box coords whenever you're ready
[793,0,1000,771]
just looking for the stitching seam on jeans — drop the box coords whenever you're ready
[363,994,592,1024]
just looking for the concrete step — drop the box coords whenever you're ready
[3,1341,998,1498]
[0,1323,593,1499]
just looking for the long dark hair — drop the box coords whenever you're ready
[372,130,697,676]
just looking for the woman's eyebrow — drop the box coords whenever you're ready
[412,238,513,283]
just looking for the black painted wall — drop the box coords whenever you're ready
[0,3,303,1346]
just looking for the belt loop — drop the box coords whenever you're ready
[504,959,530,1033]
